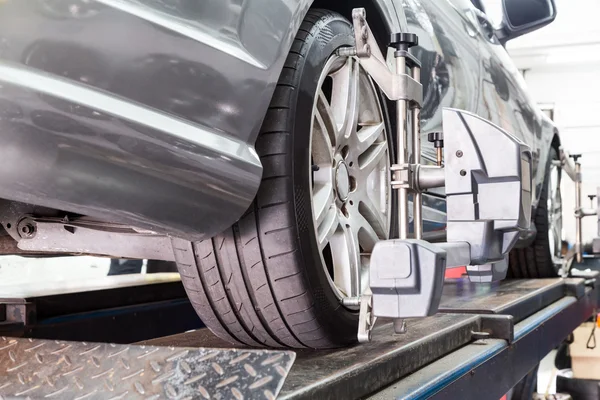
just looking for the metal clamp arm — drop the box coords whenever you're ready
[559,147,578,182]
[416,165,445,191]
[349,8,531,343]
[576,208,597,218]
[349,9,423,105]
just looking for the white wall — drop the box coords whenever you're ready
[504,0,600,243]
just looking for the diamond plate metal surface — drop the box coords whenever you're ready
[0,336,295,399]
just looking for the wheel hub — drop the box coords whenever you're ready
[335,162,351,201]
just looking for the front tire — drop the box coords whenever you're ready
[173,10,393,348]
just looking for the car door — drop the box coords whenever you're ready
[398,0,483,231]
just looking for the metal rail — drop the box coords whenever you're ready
[371,292,594,400]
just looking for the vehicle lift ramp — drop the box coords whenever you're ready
[0,275,595,399]
[0,9,595,400]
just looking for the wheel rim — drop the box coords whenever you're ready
[547,162,563,265]
[309,55,390,306]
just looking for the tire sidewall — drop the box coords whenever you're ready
[291,15,362,344]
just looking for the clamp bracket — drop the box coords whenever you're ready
[345,8,532,343]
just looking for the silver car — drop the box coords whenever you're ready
[0,0,560,348]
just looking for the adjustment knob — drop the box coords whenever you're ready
[589,194,597,202]
[427,132,444,148]
[389,32,418,51]
[570,153,582,162]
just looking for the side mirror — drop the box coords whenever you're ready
[496,0,556,44]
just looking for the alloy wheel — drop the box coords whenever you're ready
[309,55,390,306]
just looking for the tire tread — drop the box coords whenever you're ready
[174,10,358,348]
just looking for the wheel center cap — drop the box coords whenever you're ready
[335,162,350,201]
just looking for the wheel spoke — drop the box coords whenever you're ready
[313,182,334,224]
[358,142,388,177]
[355,122,384,155]
[552,223,562,238]
[358,218,380,253]
[549,208,561,223]
[331,222,361,297]
[356,196,388,241]
[318,205,339,250]
[316,89,337,147]
[312,102,335,167]
[331,57,359,145]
